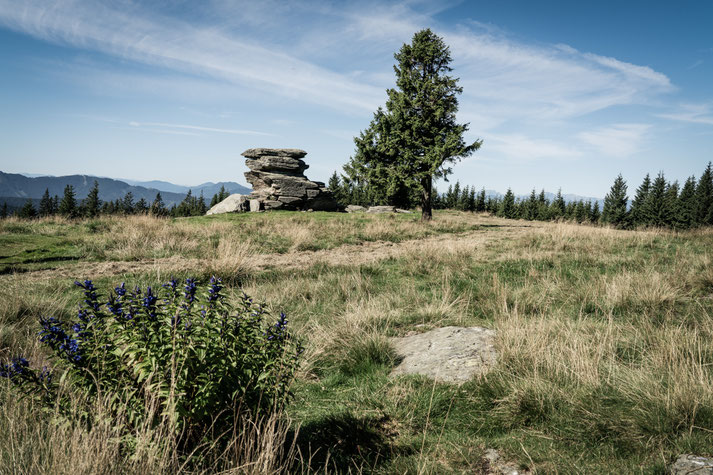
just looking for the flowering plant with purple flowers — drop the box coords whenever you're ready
[1,276,302,452]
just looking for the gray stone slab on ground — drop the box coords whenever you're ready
[249,199,262,212]
[390,326,497,383]
[346,205,366,213]
[671,455,713,474]
[367,205,396,213]
[206,194,247,215]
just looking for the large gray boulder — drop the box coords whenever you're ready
[671,455,713,474]
[206,194,247,215]
[241,148,338,211]
[390,326,497,383]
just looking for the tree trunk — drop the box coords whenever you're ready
[421,176,432,221]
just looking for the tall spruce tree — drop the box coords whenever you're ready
[344,29,481,220]
[630,173,651,227]
[1,202,7,219]
[476,188,486,212]
[85,180,101,218]
[696,162,713,226]
[602,174,628,228]
[151,192,166,216]
[498,189,517,219]
[677,176,698,228]
[552,189,566,218]
[58,185,77,218]
[591,201,601,223]
[643,172,671,227]
[38,188,54,216]
[18,199,37,219]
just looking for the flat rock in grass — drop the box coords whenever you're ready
[671,455,713,474]
[390,326,497,383]
[367,205,396,213]
[345,205,366,213]
[206,194,247,215]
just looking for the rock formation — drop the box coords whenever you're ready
[242,148,338,211]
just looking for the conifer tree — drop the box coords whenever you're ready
[84,180,101,218]
[343,29,481,220]
[630,173,651,227]
[664,180,679,228]
[151,192,166,216]
[452,182,461,210]
[210,194,219,208]
[18,199,37,219]
[39,188,54,216]
[135,198,149,214]
[677,176,698,229]
[696,162,713,226]
[526,189,537,220]
[58,185,77,218]
[122,192,135,215]
[498,189,516,219]
[643,172,671,227]
[1,202,7,219]
[467,187,476,212]
[552,189,566,218]
[476,188,486,212]
[198,191,208,215]
[591,201,601,223]
[601,174,628,228]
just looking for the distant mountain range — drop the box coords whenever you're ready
[0,172,251,211]
[0,171,604,213]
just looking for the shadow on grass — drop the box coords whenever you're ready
[293,411,407,473]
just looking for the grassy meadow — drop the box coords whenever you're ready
[1,210,712,473]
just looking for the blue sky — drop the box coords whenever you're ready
[0,0,711,198]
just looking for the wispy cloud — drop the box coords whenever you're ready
[658,103,713,126]
[577,123,652,158]
[484,133,583,161]
[129,121,271,136]
[0,0,674,125]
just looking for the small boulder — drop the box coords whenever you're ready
[367,205,396,213]
[390,326,497,383]
[671,455,713,474]
[249,199,262,212]
[206,194,247,215]
[346,205,366,213]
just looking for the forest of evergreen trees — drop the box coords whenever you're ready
[5,164,712,232]
[328,162,713,230]
[1,181,231,219]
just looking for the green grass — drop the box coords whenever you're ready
[1,212,713,472]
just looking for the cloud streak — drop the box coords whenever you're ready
[0,0,674,125]
[129,121,272,136]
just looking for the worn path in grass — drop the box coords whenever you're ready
[13,221,538,280]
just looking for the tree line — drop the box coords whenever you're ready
[600,162,713,229]
[2,181,232,219]
[329,162,713,230]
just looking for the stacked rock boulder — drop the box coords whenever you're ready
[242,148,338,211]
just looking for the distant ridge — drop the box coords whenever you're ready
[0,172,251,211]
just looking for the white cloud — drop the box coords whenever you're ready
[577,124,652,158]
[658,103,713,126]
[484,133,583,161]
[0,0,674,126]
[129,121,271,136]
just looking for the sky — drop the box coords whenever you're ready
[0,0,711,198]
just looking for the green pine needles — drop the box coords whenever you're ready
[344,29,481,220]
[1,277,302,454]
